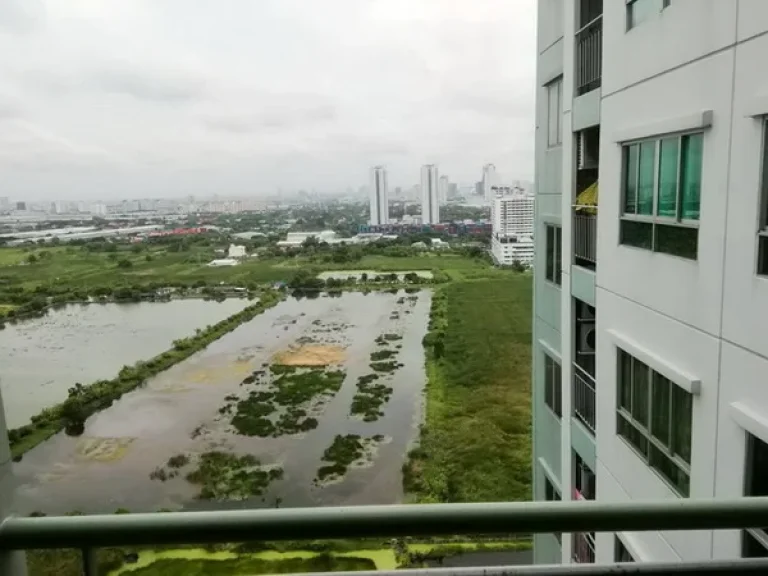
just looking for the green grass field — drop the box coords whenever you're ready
[0,247,496,300]
[406,275,532,502]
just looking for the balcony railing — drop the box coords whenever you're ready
[573,532,596,564]
[4,499,768,575]
[573,207,597,269]
[573,362,596,434]
[576,15,602,96]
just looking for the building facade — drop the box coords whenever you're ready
[369,166,389,225]
[482,163,498,203]
[421,164,440,224]
[533,0,768,566]
[492,191,535,238]
[439,175,449,205]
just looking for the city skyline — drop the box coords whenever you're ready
[0,0,536,200]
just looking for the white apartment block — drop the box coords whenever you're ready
[491,191,535,267]
[421,164,440,224]
[493,192,535,238]
[369,166,389,225]
[533,0,768,567]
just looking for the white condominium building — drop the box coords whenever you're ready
[421,164,440,224]
[533,0,768,567]
[492,192,535,238]
[369,166,389,225]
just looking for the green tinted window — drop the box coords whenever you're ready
[637,141,655,215]
[657,138,679,217]
[680,134,703,220]
[624,144,639,214]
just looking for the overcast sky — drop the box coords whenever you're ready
[0,0,536,200]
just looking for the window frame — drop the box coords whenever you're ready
[544,353,562,418]
[615,537,635,563]
[619,131,703,260]
[626,0,666,30]
[616,349,692,497]
[544,224,562,285]
[743,433,768,557]
[544,476,562,544]
[756,119,768,276]
[546,77,563,148]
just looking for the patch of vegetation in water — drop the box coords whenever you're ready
[315,434,368,482]
[375,333,403,345]
[370,349,397,361]
[351,373,394,422]
[226,366,345,438]
[185,451,283,501]
[370,360,402,373]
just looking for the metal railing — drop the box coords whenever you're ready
[4,499,768,575]
[575,16,602,96]
[573,208,597,268]
[572,532,596,564]
[573,363,596,434]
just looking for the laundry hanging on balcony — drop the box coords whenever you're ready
[574,182,598,215]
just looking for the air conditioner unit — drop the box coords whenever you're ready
[578,321,596,354]
[577,131,598,170]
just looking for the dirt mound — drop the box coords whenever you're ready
[273,345,345,366]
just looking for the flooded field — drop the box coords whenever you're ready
[0,299,251,429]
[12,290,431,515]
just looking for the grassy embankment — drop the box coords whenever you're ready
[8,290,285,459]
[404,275,532,502]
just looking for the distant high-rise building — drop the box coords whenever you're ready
[369,166,389,225]
[482,164,498,202]
[420,164,440,225]
[475,181,483,196]
[491,190,534,267]
[395,186,403,197]
[15,201,26,211]
[492,190,535,238]
[0,197,9,212]
[438,175,449,205]
[448,183,459,200]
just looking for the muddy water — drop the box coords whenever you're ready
[0,299,251,429]
[12,290,431,515]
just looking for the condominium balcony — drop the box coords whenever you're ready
[573,182,598,271]
[575,9,602,96]
[573,362,596,434]
[3,499,768,575]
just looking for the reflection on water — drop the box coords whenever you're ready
[0,299,251,429]
[12,291,431,515]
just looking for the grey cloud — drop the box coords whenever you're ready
[0,0,45,34]
[87,66,207,103]
[204,102,337,133]
[0,0,537,198]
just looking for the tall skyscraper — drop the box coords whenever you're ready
[420,165,440,225]
[368,166,389,225]
[438,175,449,205]
[532,0,768,568]
[482,164,498,202]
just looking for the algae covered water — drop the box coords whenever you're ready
[12,290,431,515]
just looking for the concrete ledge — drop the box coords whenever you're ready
[606,329,702,394]
[613,110,713,143]
[729,402,768,447]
